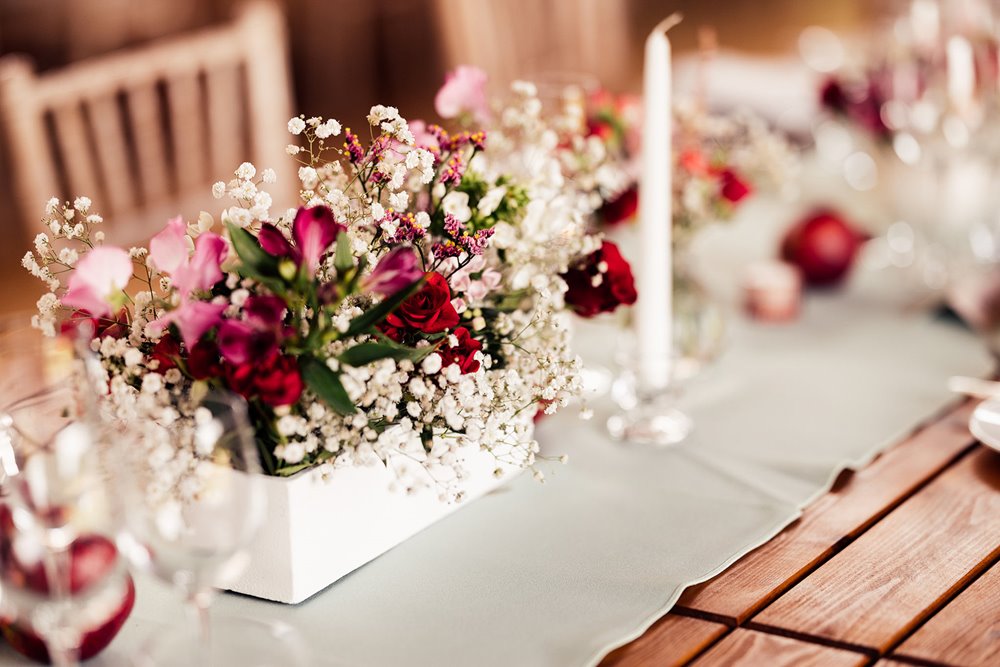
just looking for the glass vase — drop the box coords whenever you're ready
[671,244,727,381]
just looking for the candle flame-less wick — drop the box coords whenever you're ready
[653,13,683,35]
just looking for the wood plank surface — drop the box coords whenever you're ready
[893,561,1000,667]
[600,615,727,667]
[750,447,1000,653]
[690,629,867,667]
[678,402,977,625]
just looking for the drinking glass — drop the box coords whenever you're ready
[0,318,129,667]
[115,389,306,666]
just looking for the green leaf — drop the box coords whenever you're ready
[227,223,282,285]
[300,356,356,415]
[343,278,424,337]
[334,231,353,274]
[338,341,422,367]
[275,462,313,477]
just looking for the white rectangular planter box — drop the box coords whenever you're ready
[228,449,520,604]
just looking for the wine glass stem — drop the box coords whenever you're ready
[187,590,214,666]
[40,547,80,667]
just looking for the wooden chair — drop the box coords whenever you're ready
[0,0,296,245]
[433,0,633,89]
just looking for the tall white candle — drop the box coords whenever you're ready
[636,15,681,393]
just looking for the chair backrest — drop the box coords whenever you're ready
[433,0,632,88]
[0,0,296,245]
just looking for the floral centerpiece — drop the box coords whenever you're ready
[23,80,636,510]
[585,91,794,242]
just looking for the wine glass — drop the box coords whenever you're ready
[0,319,131,667]
[114,389,306,666]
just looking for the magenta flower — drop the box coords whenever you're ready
[62,246,133,317]
[363,247,423,296]
[244,294,287,328]
[149,301,226,349]
[435,66,490,123]
[259,206,345,276]
[149,216,227,295]
[217,295,287,365]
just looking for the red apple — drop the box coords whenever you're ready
[780,210,867,287]
[0,534,135,664]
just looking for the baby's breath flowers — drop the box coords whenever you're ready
[24,71,636,501]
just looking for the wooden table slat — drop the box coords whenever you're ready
[691,629,868,667]
[600,614,727,667]
[678,402,976,624]
[750,447,1000,653]
[893,561,1000,667]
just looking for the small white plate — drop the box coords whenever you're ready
[969,398,1000,453]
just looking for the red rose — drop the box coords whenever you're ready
[187,340,222,380]
[718,169,752,204]
[61,308,129,340]
[562,240,637,318]
[439,327,482,374]
[149,334,182,373]
[223,361,256,400]
[221,352,302,407]
[378,323,405,343]
[385,272,459,334]
[254,354,303,407]
[598,186,638,226]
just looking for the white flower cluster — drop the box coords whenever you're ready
[476,82,606,306]
[23,198,107,334]
[214,162,277,226]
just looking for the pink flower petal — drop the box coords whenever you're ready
[435,66,490,123]
[149,301,225,349]
[62,283,111,318]
[173,232,226,294]
[149,216,188,274]
[61,246,133,317]
[409,120,440,151]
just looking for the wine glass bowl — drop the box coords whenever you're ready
[115,391,265,600]
[112,389,300,666]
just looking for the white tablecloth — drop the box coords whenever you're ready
[0,202,990,666]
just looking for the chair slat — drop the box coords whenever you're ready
[128,81,172,206]
[167,72,207,192]
[0,57,60,220]
[87,94,137,217]
[206,64,244,180]
[52,103,101,201]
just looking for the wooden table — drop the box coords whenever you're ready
[602,401,1000,667]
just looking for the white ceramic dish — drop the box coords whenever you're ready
[968,398,1000,453]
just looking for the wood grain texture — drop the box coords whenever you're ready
[678,402,975,624]
[691,629,867,667]
[750,447,1000,653]
[600,615,727,667]
[894,561,1000,667]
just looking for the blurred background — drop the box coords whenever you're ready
[0,0,975,314]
